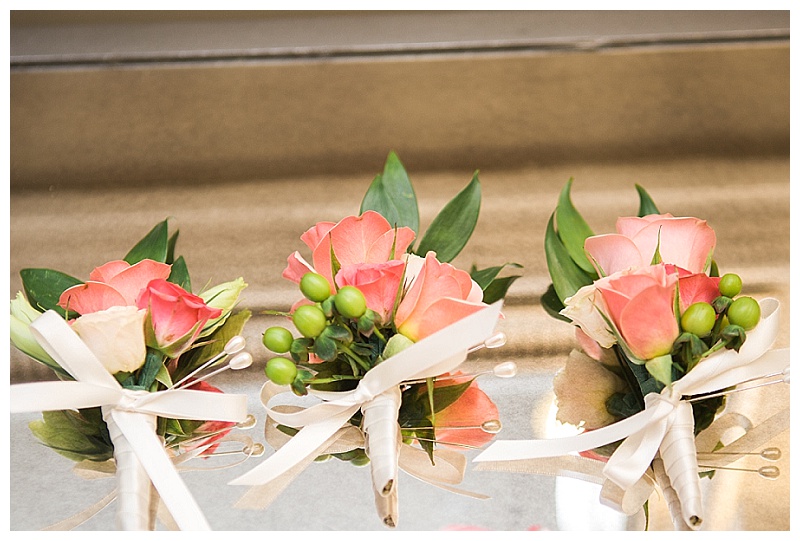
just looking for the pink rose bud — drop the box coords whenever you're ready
[594,264,680,361]
[136,279,222,358]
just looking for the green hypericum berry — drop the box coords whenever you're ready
[300,272,332,302]
[681,302,716,337]
[265,357,298,386]
[334,286,367,319]
[727,296,761,331]
[718,273,743,298]
[292,304,328,338]
[262,326,294,353]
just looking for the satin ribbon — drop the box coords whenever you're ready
[10,310,249,531]
[474,299,787,519]
[230,301,503,487]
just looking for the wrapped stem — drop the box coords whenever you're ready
[361,386,402,527]
[659,401,703,530]
[102,407,158,531]
[652,456,692,531]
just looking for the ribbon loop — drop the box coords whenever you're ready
[12,310,249,531]
[474,299,787,529]
[230,301,504,494]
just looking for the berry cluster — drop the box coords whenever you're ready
[675,273,761,373]
[262,272,384,394]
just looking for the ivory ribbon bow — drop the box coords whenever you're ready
[229,301,503,489]
[10,310,249,531]
[474,298,787,529]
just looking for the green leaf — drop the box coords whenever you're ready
[124,220,169,264]
[481,275,522,305]
[544,212,594,304]
[167,255,191,291]
[360,151,420,236]
[154,363,174,388]
[430,379,473,413]
[313,335,337,362]
[166,230,180,265]
[606,391,644,418]
[20,268,83,316]
[636,184,660,217]
[415,172,481,263]
[322,324,353,343]
[29,409,113,463]
[555,178,596,274]
[469,262,523,290]
[137,348,165,390]
[691,395,726,435]
[645,354,673,387]
[540,284,571,323]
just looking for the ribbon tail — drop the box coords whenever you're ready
[110,409,211,531]
[11,381,122,413]
[230,405,359,486]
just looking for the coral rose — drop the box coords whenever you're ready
[334,260,405,324]
[136,279,222,358]
[585,214,716,276]
[395,252,485,342]
[282,211,415,292]
[434,375,499,448]
[58,259,172,316]
[594,264,680,361]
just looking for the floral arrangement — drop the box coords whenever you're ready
[10,220,254,531]
[474,179,787,531]
[230,152,520,527]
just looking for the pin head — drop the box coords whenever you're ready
[759,466,780,479]
[229,352,253,370]
[244,443,265,457]
[481,419,502,434]
[493,361,517,378]
[484,332,507,349]
[224,335,247,355]
[762,447,782,461]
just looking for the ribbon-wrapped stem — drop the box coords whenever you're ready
[103,407,158,530]
[652,456,693,531]
[361,386,402,527]
[658,400,702,529]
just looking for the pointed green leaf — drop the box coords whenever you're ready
[29,409,113,463]
[20,268,82,316]
[645,354,674,387]
[636,184,661,217]
[555,178,596,274]
[360,151,420,235]
[416,172,481,262]
[154,363,174,388]
[540,284,571,323]
[124,220,169,264]
[167,255,191,291]
[166,230,179,265]
[430,379,473,413]
[469,262,523,290]
[137,348,165,389]
[481,275,522,305]
[544,212,594,303]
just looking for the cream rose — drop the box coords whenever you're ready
[71,305,147,374]
[560,283,616,349]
